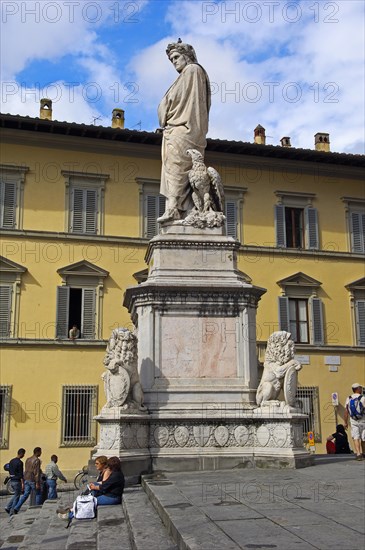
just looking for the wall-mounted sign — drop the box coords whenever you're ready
[295,355,310,364]
[331,392,339,406]
[325,356,341,365]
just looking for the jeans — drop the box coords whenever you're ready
[96,494,121,506]
[5,480,22,512]
[46,479,57,499]
[13,480,43,511]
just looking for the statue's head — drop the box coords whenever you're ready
[166,38,198,66]
[265,331,294,364]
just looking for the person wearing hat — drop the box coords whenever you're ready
[344,383,365,460]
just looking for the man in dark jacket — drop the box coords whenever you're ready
[13,447,42,513]
[5,448,26,515]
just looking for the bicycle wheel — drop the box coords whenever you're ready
[74,471,89,490]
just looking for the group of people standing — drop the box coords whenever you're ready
[5,447,67,516]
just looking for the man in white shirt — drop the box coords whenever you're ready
[344,383,365,461]
[45,455,67,499]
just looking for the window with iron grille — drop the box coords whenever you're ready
[295,386,321,443]
[0,386,12,448]
[61,386,98,446]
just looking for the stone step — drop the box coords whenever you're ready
[97,503,131,550]
[123,487,178,550]
[0,505,43,550]
[142,474,241,550]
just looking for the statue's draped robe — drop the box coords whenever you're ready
[158,63,211,212]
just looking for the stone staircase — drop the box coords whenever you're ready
[0,486,178,550]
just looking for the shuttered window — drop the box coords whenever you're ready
[61,386,97,446]
[278,296,324,345]
[278,296,290,332]
[56,286,96,339]
[225,200,237,238]
[145,194,165,239]
[70,188,98,234]
[310,297,324,345]
[0,181,17,228]
[275,205,319,249]
[0,286,12,338]
[355,300,365,346]
[350,212,365,253]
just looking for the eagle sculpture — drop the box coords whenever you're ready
[186,149,224,214]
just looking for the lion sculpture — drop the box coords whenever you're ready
[256,331,302,407]
[102,328,146,412]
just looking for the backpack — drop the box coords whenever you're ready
[348,395,365,420]
[72,494,97,520]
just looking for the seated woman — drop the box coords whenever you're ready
[326,424,351,454]
[89,456,124,505]
[95,456,109,483]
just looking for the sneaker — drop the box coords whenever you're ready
[5,509,10,515]
[12,509,18,514]
[355,455,364,461]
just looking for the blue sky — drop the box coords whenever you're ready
[1,0,364,153]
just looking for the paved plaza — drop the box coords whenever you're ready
[0,455,364,549]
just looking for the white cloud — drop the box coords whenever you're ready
[1,0,364,153]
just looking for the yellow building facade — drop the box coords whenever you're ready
[0,111,364,476]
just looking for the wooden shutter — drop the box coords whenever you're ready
[146,195,158,239]
[278,296,290,332]
[305,207,319,249]
[355,300,365,346]
[275,205,286,247]
[350,212,365,253]
[56,286,70,338]
[0,285,12,337]
[85,189,97,234]
[82,288,96,339]
[0,181,17,228]
[225,200,237,239]
[310,297,324,345]
[70,188,84,233]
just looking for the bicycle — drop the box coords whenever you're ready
[73,466,90,490]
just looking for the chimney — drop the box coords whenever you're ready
[315,132,330,152]
[254,124,266,145]
[280,136,291,148]
[112,108,125,129]
[40,98,52,120]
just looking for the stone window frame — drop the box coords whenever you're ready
[277,272,324,345]
[62,170,108,236]
[60,385,98,447]
[345,277,365,347]
[136,178,166,239]
[0,256,27,338]
[341,196,365,253]
[274,190,319,250]
[0,385,12,449]
[56,260,109,340]
[224,186,246,242]
[0,164,28,230]
[296,386,321,442]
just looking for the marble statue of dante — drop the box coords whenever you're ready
[157,39,211,222]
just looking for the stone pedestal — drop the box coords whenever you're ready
[124,225,266,414]
[95,224,313,473]
[94,409,151,477]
